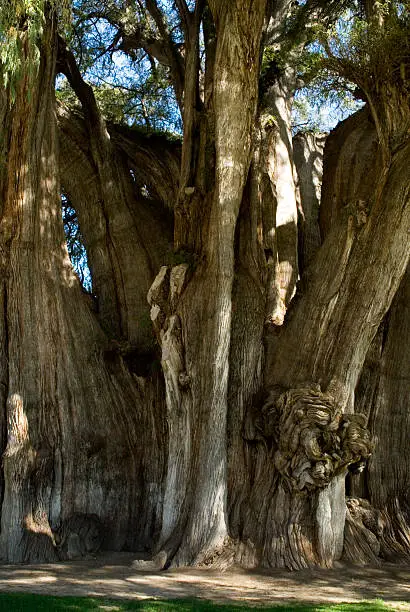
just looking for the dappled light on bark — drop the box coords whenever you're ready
[0,0,408,571]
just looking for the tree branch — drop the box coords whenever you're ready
[175,0,191,37]
[57,35,108,148]
[145,0,186,109]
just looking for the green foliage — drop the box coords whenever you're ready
[59,0,182,131]
[261,46,287,80]
[55,76,82,109]
[170,249,198,269]
[317,2,410,93]
[260,1,408,133]
[90,65,176,128]
[0,0,70,103]
[0,0,43,101]
[291,47,364,133]
[0,593,395,611]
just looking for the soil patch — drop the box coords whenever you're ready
[0,553,408,608]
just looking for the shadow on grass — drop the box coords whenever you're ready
[0,593,393,612]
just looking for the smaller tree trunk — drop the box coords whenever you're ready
[149,0,267,567]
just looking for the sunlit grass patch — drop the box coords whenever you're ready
[0,592,404,611]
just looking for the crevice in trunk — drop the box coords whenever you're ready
[227,163,266,542]
[293,131,327,273]
[61,193,93,294]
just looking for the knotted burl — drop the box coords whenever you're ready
[263,385,372,492]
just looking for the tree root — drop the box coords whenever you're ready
[132,550,168,571]
[343,497,383,565]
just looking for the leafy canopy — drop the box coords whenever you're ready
[0,0,70,101]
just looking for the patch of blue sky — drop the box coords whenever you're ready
[292,87,363,133]
[61,196,92,293]
[58,10,182,133]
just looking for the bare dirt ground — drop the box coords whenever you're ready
[0,552,409,609]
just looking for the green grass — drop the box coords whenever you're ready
[0,593,400,612]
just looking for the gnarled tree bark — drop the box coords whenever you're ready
[0,0,408,571]
[0,12,163,563]
[322,109,410,564]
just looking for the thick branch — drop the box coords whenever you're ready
[57,104,174,347]
[178,0,204,190]
[57,36,108,151]
[145,0,186,109]
[108,122,181,207]
[57,104,180,203]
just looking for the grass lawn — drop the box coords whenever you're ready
[0,593,401,611]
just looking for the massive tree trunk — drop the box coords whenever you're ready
[0,12,164,563]
[147,0,268,567]
[0,0,408,570]
[321,109,410,564]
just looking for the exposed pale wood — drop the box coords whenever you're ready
[261,82,299,327]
